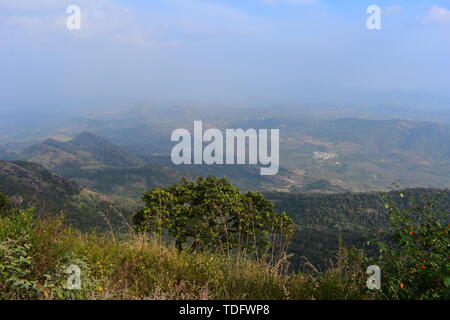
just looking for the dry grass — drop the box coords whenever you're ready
[0,210,376,300]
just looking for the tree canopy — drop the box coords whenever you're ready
[133,176,294,258]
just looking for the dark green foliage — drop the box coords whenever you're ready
[301,179,347,193]
[0,192,13,215]
[0,209,38,299]
[0,160,136,232]
[133,176,294,257]
[267,188,450,270]
[375,191,450,300]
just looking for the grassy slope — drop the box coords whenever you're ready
[0,210,375,300]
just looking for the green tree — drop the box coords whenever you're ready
[376,191,450,300]
[133,176,294,259]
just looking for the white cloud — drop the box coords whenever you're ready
[0,0,157,47]
[421,5,450,24]
[0,0,321,49]
[0,0,61,10]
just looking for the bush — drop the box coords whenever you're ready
[376,191,450,300]
[0,209,98,299]
[0,209,38,299]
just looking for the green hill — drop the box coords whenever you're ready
[19,132,146,171]
[267,188,450,269]
[0,160,138,231]
[13,133,302,197]
[1,159,448,275]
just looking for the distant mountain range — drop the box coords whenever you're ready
[241,117,450,192]
[4,115,450,193]
[7,132,301,198]
[3,107,450,269]
[2,127,450,267]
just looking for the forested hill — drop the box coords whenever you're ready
[1,158,448,269]
[0,160,138,231]
[0,160,81,205]
[266,188,450,269]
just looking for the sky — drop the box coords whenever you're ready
[0,0,450,116]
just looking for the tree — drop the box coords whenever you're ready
[133,176,294,259]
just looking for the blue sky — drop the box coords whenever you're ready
[1,0,449,115]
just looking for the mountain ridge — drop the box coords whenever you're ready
[0,159,138,231]
[20,132,146,171]
[10,132,304,197]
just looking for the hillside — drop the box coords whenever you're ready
[6,116,450,193]
[0,209,377,300]
[0,160,138,231]
[19,132,146,171]
[11,132,302,197]
[3,125,450,270]
[267,188,450,269]
[1,158,448,273]
[0,160,81,205]
[238,117,450,192]
[1,187,447,300]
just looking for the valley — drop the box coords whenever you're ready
[1,110,450,268]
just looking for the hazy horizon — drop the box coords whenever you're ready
[1,0,450,117]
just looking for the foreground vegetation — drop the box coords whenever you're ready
[0,178,448,300]
[1,209,377,300]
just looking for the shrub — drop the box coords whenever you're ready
[376,191,450,300]
[0,209,98,299]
